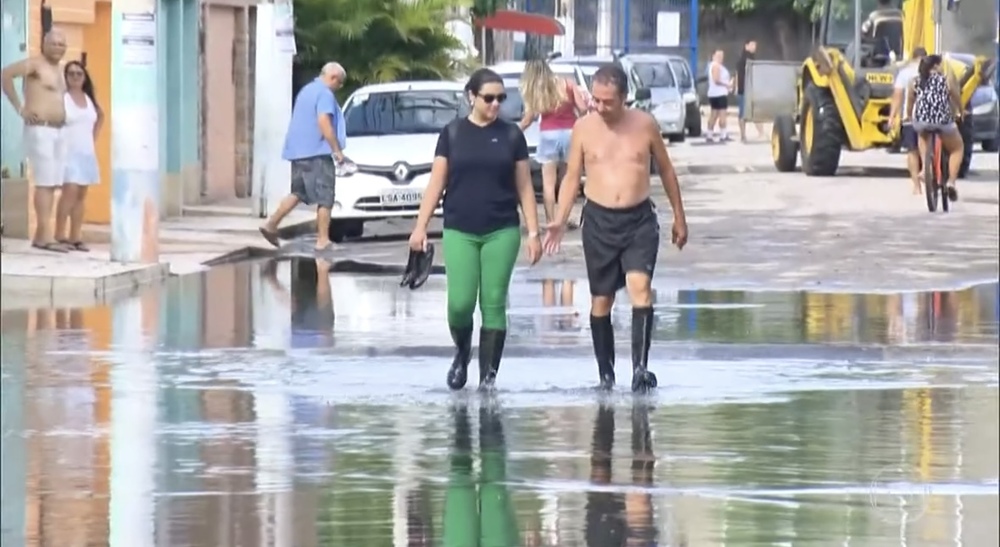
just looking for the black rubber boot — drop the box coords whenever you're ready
[630,307,658,393]
[477,328,507,391]
[446,325,474,390]
[590,315,616,389]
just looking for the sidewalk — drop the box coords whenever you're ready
[0,200,312,309]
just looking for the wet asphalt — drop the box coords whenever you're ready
[1,257,998,546]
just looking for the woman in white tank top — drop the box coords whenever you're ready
[55,61,103,251]
[705,49,734,142]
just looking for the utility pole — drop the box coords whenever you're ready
[110,0,160,263]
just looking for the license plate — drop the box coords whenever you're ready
[380,189,422,206]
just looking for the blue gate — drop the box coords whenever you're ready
[518,0,700,76]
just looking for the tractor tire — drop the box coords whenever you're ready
[798,84,844,177]
[771,114,799,172]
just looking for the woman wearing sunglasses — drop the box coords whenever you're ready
[55,60,103,251]
[408,68,542,391]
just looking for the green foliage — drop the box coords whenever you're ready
[470,0,502,17]
[701,0,858,21]
[293,0,471,100]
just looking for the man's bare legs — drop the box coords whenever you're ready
[315,206,331,250]
[32,186,63,249]
[259,194,300,247]
[738,119,765,142]
[624,272,653,308]
[53,184,73,242]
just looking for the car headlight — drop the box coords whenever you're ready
[970,100,996,115]
[336,161,357,177]
[682,92,697,103]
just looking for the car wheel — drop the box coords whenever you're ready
[982,139,999,153]
[329,220,363,243]
[668,133,685,143]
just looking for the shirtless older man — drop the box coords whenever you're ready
[544,63,688,393]
[1,29,69,252]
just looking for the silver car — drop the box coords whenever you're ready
[624,53,687,142]
[664,54,702,137]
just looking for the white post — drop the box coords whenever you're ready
[108,297,157,546]
[110,0,160,262]
[251,3,293,217]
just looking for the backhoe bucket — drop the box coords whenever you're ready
[742,60,801,124]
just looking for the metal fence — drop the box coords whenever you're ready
[515,0,699,72]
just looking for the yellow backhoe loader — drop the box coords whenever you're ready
[746,0,991,177]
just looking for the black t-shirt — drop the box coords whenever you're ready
[435,117,529,235]
[736,50,755,95]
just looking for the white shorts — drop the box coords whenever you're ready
[24,125,67,187]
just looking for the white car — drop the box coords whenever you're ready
[332,81,460,241]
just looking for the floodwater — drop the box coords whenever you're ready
[1,258,997,546]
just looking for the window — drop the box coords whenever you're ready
[669,59,693,88]
[633,63,675,87]
[497,72,576,120]
[344,90,469,137]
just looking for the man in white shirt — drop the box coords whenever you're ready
[889,47,926,195]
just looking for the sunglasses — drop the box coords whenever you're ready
[479,93,507,104]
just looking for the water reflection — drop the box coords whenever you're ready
[0,259,997,545]
[443,402,518,546]
[585,403,662,546]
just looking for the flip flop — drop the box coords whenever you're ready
[408,243,435,290]
[313,243,334,254]
[32,241,68,253]
[58,240,90,252]
[258,227,281,248]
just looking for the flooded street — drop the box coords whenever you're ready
[1,259,998,546]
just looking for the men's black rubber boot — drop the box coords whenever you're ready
[446,325,474,390]
[590,314,616,389]
[477,328,507,391]
[630,307,658,393]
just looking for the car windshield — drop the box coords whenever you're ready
[668,59,692,88]
[633,62,676,88]
[344,89,468,137]
[577,64,601,88]
[496,73,576,120]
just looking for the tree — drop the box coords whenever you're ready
[294,0,470,100]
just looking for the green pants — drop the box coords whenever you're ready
[442,408,519,547]
[443,227,521,330]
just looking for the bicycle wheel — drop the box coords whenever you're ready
[923,134,938,212]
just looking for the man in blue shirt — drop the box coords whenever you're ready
[260,62,347,251]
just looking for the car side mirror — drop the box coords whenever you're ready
[635,87,652,101]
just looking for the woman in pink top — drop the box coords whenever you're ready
[518,60,589,226]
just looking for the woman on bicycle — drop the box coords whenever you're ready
[906,54,963,201]
[518,60,589,228]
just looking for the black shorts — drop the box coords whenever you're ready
[900,124,918,151]
[708,96,728,111]
[290,155,336,208]
[581,199,659,297]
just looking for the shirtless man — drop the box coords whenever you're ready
[1,29,69,252]
[544,63,688,393]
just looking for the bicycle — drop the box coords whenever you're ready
[922,128,949,213]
